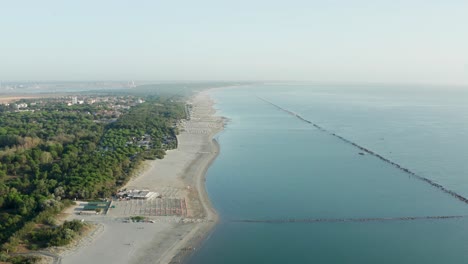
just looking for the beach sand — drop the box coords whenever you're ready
[60,91,222,264]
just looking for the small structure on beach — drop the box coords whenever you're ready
[116,189,160,200]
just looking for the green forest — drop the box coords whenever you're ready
[0,96,185,260]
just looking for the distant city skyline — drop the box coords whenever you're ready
[1,1,467,85]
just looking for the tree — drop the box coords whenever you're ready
[40,152,53,164]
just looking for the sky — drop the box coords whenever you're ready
[1,0,467,85]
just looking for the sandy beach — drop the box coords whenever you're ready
[59,90,223,264]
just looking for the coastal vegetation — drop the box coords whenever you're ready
[130,215,146,222]
[0,95,185,260]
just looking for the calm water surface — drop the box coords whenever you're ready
[189,84,468,264]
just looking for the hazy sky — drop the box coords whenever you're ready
[1,1,467,84]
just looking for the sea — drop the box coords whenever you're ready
[188,83,468,264]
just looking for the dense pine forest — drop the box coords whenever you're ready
[0,95,185,260]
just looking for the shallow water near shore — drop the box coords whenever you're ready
[188,84,468,264]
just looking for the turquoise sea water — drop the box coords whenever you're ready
[188,84,468,264]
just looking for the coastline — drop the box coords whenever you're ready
[157,91,223,263]
[160,137,221,264]
[59,90,224,264]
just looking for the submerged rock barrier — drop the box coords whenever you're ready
[257,96,468,205]
[232,215,465,224]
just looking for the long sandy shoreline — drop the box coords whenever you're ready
[59,90,224,264]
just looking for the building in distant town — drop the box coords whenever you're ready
[16,103,28,109]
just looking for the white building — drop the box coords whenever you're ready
[16,103,28,109]
[117,189,160,200]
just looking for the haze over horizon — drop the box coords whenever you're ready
[1,1,467,85]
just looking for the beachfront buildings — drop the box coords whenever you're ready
[116,189,160,200]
